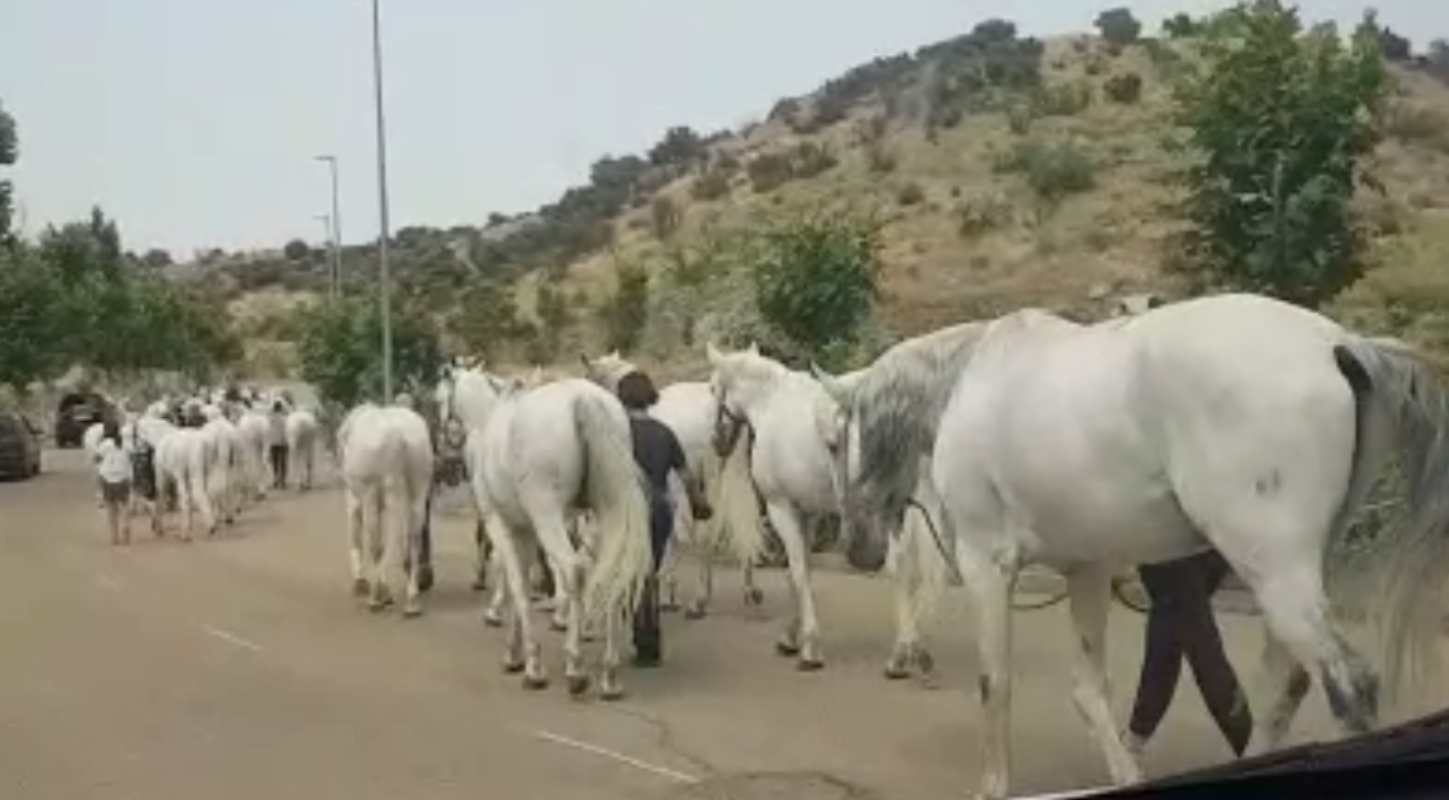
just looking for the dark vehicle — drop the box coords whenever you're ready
[54,392,111,448]
[0,410,43,480]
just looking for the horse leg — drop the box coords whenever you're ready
[767,502,822,669]
[346,488,368,597]
[599,592,625,700]
[472,517,491,591]
[959,543,1018,800]
[1253,565,1377,740]
[686,516,713,619]
[492,522,545,687]
[1065,564,1143,786]
[1245,631,1311,756]
[365,487,392,611]
[885,536,922,680]
[401,479,428,618]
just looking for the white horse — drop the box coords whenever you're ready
[470,377,653,698]
[708,343,948,674]
[236,406,271,500]
[285,408,319,490]
[337,403,434,617]
[152,427,215,542]
[200,406,240,526]
[815,293,1449,798]
[582,352,764,617]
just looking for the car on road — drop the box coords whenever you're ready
[0,410,43,480]
[54,392,111,448]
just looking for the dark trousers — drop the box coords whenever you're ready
[269,445,288,488]
[1129,549,1253,755]
[633,497,673,662]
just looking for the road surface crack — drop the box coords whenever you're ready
[600,705,719,780]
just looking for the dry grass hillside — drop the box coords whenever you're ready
[227,22,1449,382]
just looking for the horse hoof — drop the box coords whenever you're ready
[352,578,370,597]
[471,577,488,592]
[523,674,549,691]
[797,658,825,672]
[402,602,423,618]
[482,612,504,628]
[550,618,568,633]
[746,588,764,606]
[884,663,912,680]
[775,641,800,657]
[915,649,936,675]
[600,684,625,702]
[417,566,434,593]
[502,660,525,674]
[684,605,707,620]
[567,674,591,697]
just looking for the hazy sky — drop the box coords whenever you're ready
[1,1,1440,257]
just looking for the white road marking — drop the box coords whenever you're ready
[533,729,699,784]
[1014,787,1112,799]
[202,625,264,653]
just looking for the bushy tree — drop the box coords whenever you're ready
[283,238,309,260]
[597,261,649,353]
[141,248,172,268]
[448,280,529,361]
[0,245,67,391]
[648,126,704,167]
[0,100,16,244]
[1162,13,1199,38]
[1431,39,1449,69]
[297,296,443,408]
[1176,2,1388,307]
[752,213,880,369]
[1095,7,1142,46]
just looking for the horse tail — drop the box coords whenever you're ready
[1335,338,1449,700]
[573,393,653,628]
[717,424,765,569]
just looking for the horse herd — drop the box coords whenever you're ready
[84,292,1449,798]
[87,388,319,541]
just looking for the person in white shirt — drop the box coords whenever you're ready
[93,419,133,546]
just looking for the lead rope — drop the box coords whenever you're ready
[901,497,1071,611]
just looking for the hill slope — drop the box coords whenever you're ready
[216,19,1449,381]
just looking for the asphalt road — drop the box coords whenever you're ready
[0,449,1379,799]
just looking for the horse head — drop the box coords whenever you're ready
[581,350,634,394]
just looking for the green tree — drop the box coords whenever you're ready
[597,261,649,353]
[0,100,16,244]
[1095,7,1142,46]
[648,126,704,167]
[752,213,879,369]
[141,248,172,268]
[1162,13,1199,38]
[0,245,66,391]
[283,238,310,260]
[297,296,443,408]
[448,280,528,360]
[1176,2,1387,308]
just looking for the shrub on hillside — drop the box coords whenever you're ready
[648,126,705,168]
[1032,81,1092,116]
[597,261,649,353]
[866,142,898,174]
[1104,72,1143,103]
[1385,102,1449,154]
[651,195,681,239]
[897,182,926,206]
[1007,104,1034,134]
[691,168,731,201]
[995,140,1096,207]
[1176,3,1388,308]
[449,280,529,361]
[283,239,309,260]
[956,193,1013,237]
[748,152,794,193]
[753,214,880,369]
[792,142,838,179]
[1095,7,1142,46]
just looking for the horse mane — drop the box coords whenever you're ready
[851,320,993,493]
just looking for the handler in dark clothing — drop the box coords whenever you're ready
[1126,549,1254,757]
[617,370,711,667]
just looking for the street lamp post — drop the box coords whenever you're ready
[314,155,341,299]
[314,213,332,257]
[370,0,393,402]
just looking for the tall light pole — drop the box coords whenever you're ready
[314,213,332,256]
[314,155,341,299]
[370,0,393,401]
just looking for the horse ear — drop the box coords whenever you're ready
[811,362,852,408]
[706,342,724,367]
